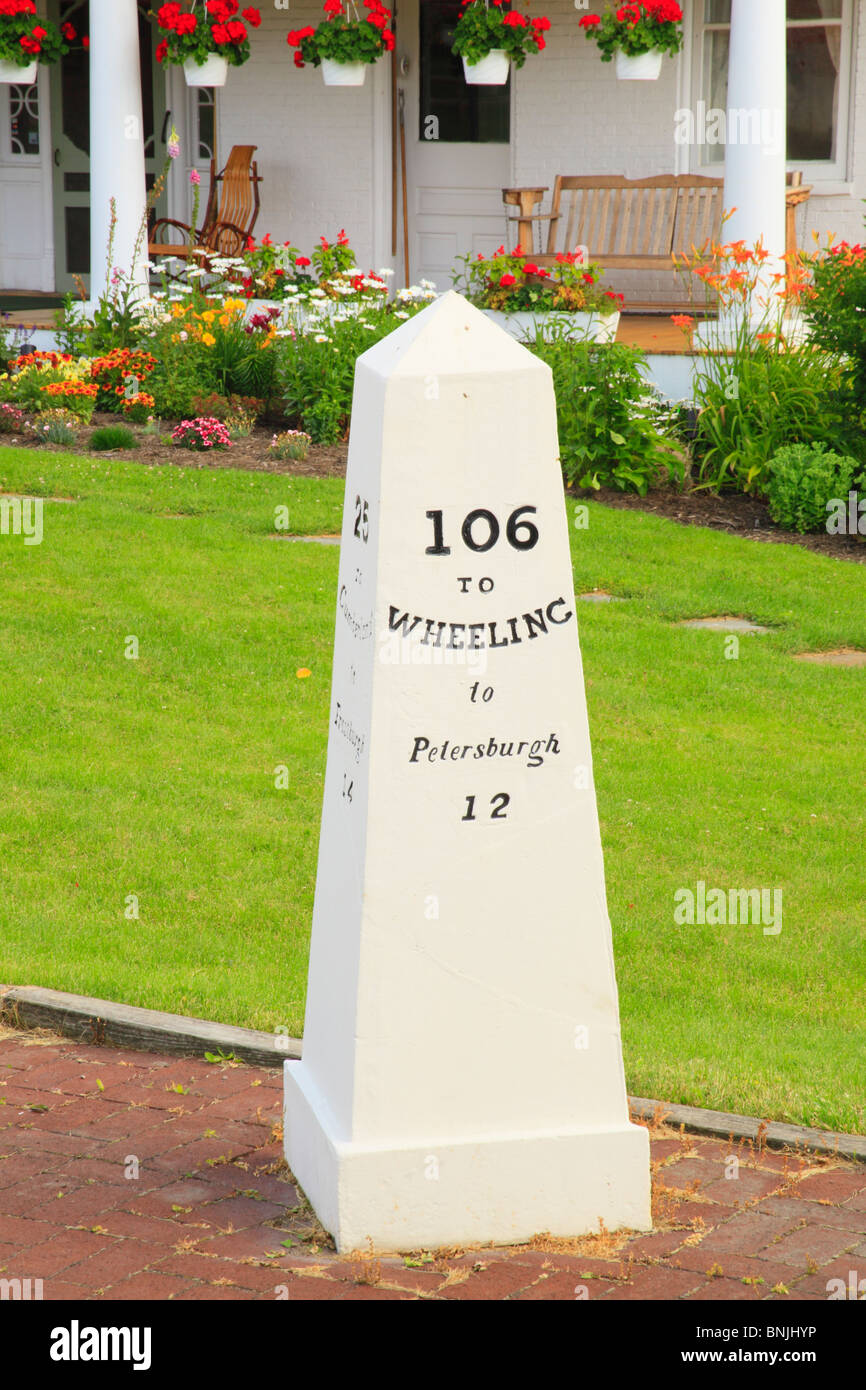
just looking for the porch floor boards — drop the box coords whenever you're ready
[4,311,697,356]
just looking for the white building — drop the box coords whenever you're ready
[0,1,862,301]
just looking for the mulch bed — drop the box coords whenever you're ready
[587,485,866,566]
[6,414,348,479]
[5,415,864,562]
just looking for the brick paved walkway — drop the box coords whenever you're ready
[1,1032,864,1301]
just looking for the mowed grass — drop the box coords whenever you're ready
[0,448,864,1132]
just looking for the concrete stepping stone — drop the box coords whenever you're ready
[578,590,624,604]
[678,615,770,634]
[270,535,341,546]
[793,648,866,667]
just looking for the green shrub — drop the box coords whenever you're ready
[147,338,219,421]
[766,443,861,534]
[526,332,679,494]
[277,305,426,444]
[0,402,27,434]
[90,425,139,452]
[691,334,860,494]
[36,408,79,447]
[190,392,263,423]
[270,429,311,461]
[804,239,866,414]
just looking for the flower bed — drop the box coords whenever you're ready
[453,245,623,340]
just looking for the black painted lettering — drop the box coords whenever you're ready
[546,597,573,625]
[523,608,548,640]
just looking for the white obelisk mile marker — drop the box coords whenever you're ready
[284,292,651,1252]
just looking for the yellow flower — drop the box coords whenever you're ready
[201,310,216,325]
[218,315,230,329]
[201,332,216,347]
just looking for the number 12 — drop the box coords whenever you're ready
[462,793,510,821]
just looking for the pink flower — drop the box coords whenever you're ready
[190,169,201,185]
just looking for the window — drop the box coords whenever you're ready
[419,0,509,144]
[7,82,40,158]
[695,0,853,179]
[195,87,215,163]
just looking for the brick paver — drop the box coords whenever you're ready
[1,1032,864,1301]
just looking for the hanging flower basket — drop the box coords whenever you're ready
[579,2,683,80]
[0,1,68,84]
[153,1,262,88]
[452,0,549,84]
[462,48,509,86]
[287,0,394,81]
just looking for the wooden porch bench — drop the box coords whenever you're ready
[502,173,811,311]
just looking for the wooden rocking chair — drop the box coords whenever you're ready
[149,145,262,271]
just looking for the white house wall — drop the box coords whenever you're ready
[213,5,382,270]
[511,0,866,257]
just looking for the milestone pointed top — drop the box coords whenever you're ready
[357,289,547,381]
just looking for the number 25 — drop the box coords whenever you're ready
[354,496,369,543]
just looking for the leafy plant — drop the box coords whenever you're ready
[1,351,99,423]
[451,1,549,69]
[287,0,395,69]
[270,429,312,461]
[453,245,622,315]
[0,1,69,67]
[0,402,27,434]
[172,417,232,450]
[236,234,313,301]
[579,1,684,61]
[690,342,858,495]
[36,408,79,447]
[90,425,140,452]
[804,234,866,415]
[527,330,678,493]
[191,391,263,422]
[765,443,861,534]
[90,348,158,413]
[276,288,433,443]
[153,1,261,69]
[673,234,861,493]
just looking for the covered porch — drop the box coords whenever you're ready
[1,0,852,311]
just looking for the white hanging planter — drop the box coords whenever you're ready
[615,50,663,81]
[183,54,229,87]
[321,58,367,86]
[462,49,510,85]
[0,59,38,85]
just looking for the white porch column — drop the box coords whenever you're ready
[723,0,787,283]
[89,0,148,296]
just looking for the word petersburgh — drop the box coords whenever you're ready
[411,732,561,770]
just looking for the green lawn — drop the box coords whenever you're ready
[0,448,864,1133]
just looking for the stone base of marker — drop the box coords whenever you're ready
[285,1065,649,1251]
